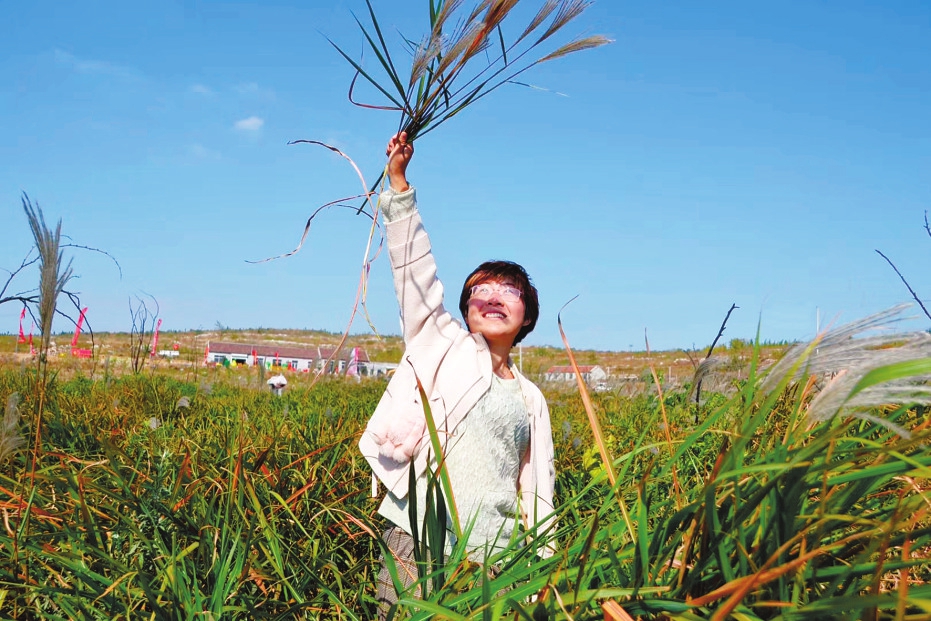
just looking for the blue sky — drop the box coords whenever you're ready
[1,0,929,351]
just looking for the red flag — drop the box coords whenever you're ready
[71,307,88,347]
[18,307,26,343]
[28,323,35,355]
[150,318,162,356]
[204,344,209,363]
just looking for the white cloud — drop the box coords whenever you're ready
[53,48,138,80]
[190,83,213,95]
[234,116,264,131]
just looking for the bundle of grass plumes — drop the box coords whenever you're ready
[333,0,611,141]
[266,0,609,257]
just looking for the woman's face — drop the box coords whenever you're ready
[465,280,530,347]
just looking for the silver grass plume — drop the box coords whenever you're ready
[538,0,591,43]
[761,303,931,437]
[1,394,25,463]
[517,0,561,44]
[409,33,443,87]
[537,35,613,63]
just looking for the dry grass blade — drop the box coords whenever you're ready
[248,140,387,393]
[249,139,383,263]
[349,69,404,111]
[557,297,613,486]
[245,193,378,264]
[602,600,635,621]
[328,35,406,110]
[557,296,637,547]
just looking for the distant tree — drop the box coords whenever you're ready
[129,294,160,373]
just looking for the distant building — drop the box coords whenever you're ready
[205,341,382,376]
[544,365,608,384]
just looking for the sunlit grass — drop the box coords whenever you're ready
[0,305,929,619]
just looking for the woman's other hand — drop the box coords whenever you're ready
[386,131,413,192]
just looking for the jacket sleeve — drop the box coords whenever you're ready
[362,187,466,474]
[380,187,464,348]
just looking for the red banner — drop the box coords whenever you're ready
[18,307,26,343]
[150,318,162,356]
[71,307,88,347]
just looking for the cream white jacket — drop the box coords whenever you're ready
[358,187,556,536]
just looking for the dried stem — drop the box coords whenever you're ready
[693,303,738,422]
[875,249,931,323]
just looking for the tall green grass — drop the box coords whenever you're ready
[0,372,384,619]
[0,310,929,619]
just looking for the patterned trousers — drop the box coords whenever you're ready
[374,525,508,619]
[375,525,421,620]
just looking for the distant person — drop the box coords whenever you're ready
[267,374,287,396]
[358,133,556,617]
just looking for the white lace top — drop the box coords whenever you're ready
[378,374,530,558]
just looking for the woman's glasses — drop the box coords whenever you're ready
[470,283,522,302]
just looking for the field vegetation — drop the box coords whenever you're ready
[0,313,929,619]
[3,2,930,617]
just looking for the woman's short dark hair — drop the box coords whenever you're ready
[458,260,539,345]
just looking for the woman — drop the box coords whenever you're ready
[358,133,556,615]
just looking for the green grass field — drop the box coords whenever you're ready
[0,326,929,619]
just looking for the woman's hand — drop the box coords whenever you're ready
[386,131,413,192]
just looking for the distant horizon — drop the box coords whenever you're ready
[0,324,807,354]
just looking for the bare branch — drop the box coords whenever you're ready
[693,303,739,421]
[876,249,931,323]
[0,251,39,304]
[61,241,123,279]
